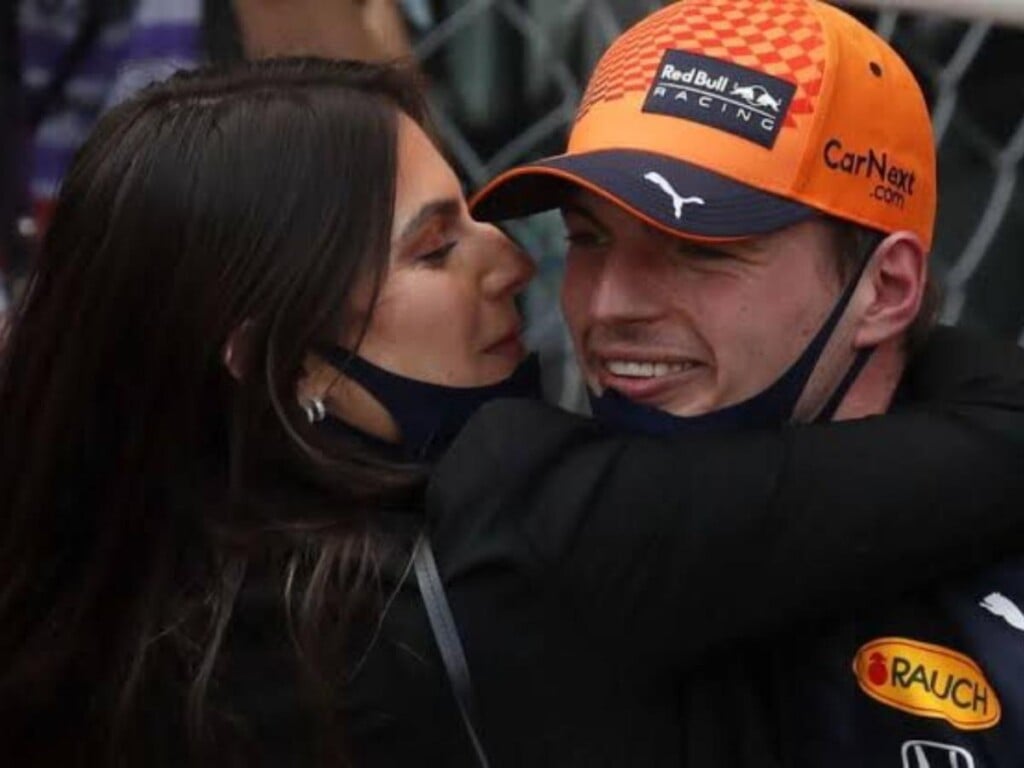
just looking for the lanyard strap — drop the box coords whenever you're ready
[413,534,492,768]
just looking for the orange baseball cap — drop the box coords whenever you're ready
[471,0,936,251]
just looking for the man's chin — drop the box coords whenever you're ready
[595,386,722,419]
[658,401,722,418]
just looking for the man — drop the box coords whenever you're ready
[468,0,1022,764]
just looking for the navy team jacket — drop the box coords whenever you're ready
[773,329,1024,768]
[677,328,1024,768]
[776,560,1024,768]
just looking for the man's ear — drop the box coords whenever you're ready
[852,232,927,349]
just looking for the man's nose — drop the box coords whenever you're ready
[586,246,663,323]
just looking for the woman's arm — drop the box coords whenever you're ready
[426,331,1024,671]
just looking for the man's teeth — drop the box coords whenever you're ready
[605,360,692,378]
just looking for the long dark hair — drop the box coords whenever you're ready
[0,58,427,765]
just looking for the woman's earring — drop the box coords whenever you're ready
[302,396,327,424]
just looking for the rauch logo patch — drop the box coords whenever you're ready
[642,50,796,149]
[852,637,1001,730]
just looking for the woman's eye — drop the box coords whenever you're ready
[416,241,457,267]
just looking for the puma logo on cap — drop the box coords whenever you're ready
[643,172,705,219]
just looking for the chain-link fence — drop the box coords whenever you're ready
[404,0,1024,403]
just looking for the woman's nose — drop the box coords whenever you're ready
[480,224,536,298]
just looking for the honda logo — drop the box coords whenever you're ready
[902,740,975,768]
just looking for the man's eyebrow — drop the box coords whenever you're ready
[559,201,605,229]
[717,236,766,256]
[687,238,739,254]
[396,198,461,244]
[561,198,762,256]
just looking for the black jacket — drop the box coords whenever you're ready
[222,327,1024,766]
[686,329,1024,768]
[334,327,1024,767]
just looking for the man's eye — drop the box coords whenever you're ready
[416,242,457,267]
[678,243,730,261]
[565,230,607,248]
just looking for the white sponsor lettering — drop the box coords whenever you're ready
[653,83,779,130]
[660,64,730,93]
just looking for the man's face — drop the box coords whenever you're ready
[560,190,844,418]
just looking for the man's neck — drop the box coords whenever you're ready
[832,341,907,420]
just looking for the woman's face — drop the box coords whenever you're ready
[312,115,535,441]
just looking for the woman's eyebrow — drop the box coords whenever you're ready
[395,198,461,245]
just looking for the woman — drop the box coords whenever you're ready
[0,58,1022,766]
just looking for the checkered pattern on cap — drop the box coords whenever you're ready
[578,0,826,128]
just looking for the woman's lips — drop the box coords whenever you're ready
[484,329,526,361]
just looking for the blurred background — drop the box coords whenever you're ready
[3,0,1022,406]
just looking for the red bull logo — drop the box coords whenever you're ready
[853,638,1001,730]
[643,49,796,149]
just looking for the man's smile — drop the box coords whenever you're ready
[602,359,699,379]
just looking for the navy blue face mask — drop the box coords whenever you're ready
[589,243,878,436]
[316,347,542,460]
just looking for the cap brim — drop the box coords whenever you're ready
[471,149,816,242]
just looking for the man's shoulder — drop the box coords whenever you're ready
[901,325,1024,405]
